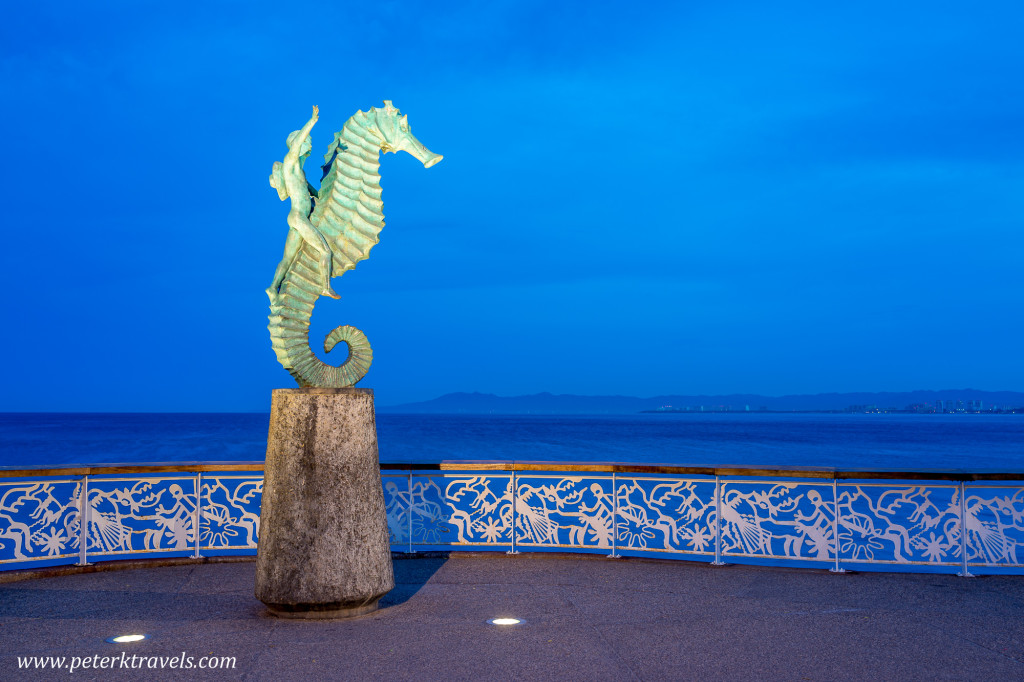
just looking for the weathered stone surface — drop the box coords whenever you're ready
[255,387,394,618]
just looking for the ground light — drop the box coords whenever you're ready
[487,618,523,626]
[105,635,149,643]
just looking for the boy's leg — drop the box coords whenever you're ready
[267,229,302,301]
[288,217,339,298]
[316,242,340,298]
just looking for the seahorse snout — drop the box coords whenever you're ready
[403,129,443,168]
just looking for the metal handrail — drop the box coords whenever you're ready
[3,460,1023,481]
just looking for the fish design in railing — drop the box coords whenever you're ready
[266,102,442,387]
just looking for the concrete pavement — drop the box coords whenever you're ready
[2,553,1023,680]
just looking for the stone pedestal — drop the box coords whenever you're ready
[255,387,394,619]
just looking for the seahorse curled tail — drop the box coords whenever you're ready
[268,243,372,387]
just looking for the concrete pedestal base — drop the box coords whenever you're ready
[264,599,381,620]
[255,388,394,619]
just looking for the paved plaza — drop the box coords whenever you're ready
[2,553,1023,680]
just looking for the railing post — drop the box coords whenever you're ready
[608,472,620,558]
[507,472,519,555]
[407,472,414,555]
[76,475,92,567]
[958,480,975,578]
[193,473,203,559]
[711,475,726,566]
[830,478,846,573]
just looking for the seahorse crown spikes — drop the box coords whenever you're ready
[266,102,442,388]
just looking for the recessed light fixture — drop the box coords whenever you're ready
[106,634,148,644]
[487,618,523,626]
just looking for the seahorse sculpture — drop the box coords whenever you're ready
[266,101,442,387]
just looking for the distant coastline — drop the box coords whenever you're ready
[640,408,1023,415]
[380,389,1024,415]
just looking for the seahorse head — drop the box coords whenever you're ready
[367,100,443,168]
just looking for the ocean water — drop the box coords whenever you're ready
[1,412,1023,472]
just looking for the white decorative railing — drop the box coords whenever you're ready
[0,465,263,568]
[2,463,1023,575]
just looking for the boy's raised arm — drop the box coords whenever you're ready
[284,105,319,165]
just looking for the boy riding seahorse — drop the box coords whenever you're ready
[266,105,339,301]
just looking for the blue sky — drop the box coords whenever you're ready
[2,1,1021,411]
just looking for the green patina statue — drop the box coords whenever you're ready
[267,102,442,387]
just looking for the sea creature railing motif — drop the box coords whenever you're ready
[2,463,1023,575]
[0,469,264,567]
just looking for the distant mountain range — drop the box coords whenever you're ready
[379,390,1024,414]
